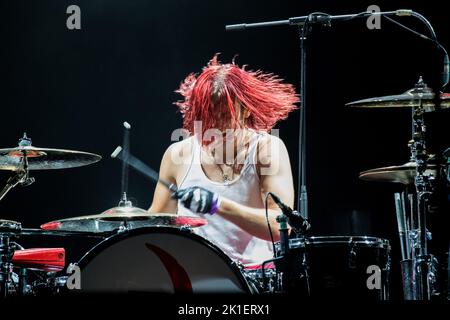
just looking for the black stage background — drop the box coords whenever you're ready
[1,0,449,300]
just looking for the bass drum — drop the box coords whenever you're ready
[74,226,255,293]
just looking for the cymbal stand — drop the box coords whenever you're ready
[403,78,439,300]
[0,134,35,202]
[395,187,415,299]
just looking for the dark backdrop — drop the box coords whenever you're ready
[1,0,449,299]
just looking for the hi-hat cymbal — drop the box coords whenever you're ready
[346,85,450,112]
[0,146,102,171]
[359,162,438,185]
[40,206,207,233]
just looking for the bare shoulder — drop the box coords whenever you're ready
[160,136,195,183]
[256,133,290,178]
[163,136,195,165]
[257,133,289,161]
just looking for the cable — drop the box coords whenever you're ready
[265,192,276,256]
[383,14,449,90]
[384,16,435,42]
[341,9,449,90]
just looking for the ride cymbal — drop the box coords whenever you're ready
[359,162,438,185]
[346,79,450,112]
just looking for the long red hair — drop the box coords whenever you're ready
[174,55,299,140]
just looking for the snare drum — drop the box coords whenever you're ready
[275,236,391,299]
[68,227,255,293]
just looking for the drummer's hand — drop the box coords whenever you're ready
[173,186,221,215]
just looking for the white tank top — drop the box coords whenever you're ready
[177,132,274,265]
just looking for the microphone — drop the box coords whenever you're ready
[395,9,413,16]
[269,193,311,233]
[226,24,247,31]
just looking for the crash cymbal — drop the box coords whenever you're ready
[359,162,438,185]
[346,80,450,112]
[40,206,207,233]
[0,146,102,171]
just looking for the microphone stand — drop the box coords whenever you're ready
[226,10,407,223]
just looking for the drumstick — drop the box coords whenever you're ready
[121,122,131,197]
[111,146,178,193]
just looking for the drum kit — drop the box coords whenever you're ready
[0,78,448,299]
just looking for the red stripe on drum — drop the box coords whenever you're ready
[145,243,193,293]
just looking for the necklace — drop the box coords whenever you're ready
[201,133,252,183]
[212,143,249,183]
[217,164,234,183]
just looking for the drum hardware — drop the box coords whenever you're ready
[31,275,69,296]
[0,134,35,202]
[0,220,71,297]
[243,263,279,294]
[0,223,19,297]
[348,238,357,269]
[0,220,25,297]
[402,78,439,300]
[354,77,448,300]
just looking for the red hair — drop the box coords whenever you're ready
[174,55,299,139]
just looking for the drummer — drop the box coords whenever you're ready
[149,55,298,265]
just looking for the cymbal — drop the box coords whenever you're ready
[359,162,438,185]
[346,87,450,112]
[40,206,207,233]
[0,146,101,171]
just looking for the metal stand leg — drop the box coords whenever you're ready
[393,78,441,300]
[0,235,14,297]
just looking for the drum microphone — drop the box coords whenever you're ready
[269,192,311,233]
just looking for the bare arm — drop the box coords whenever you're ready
[148,144,179,214]
[216,135,294,241]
